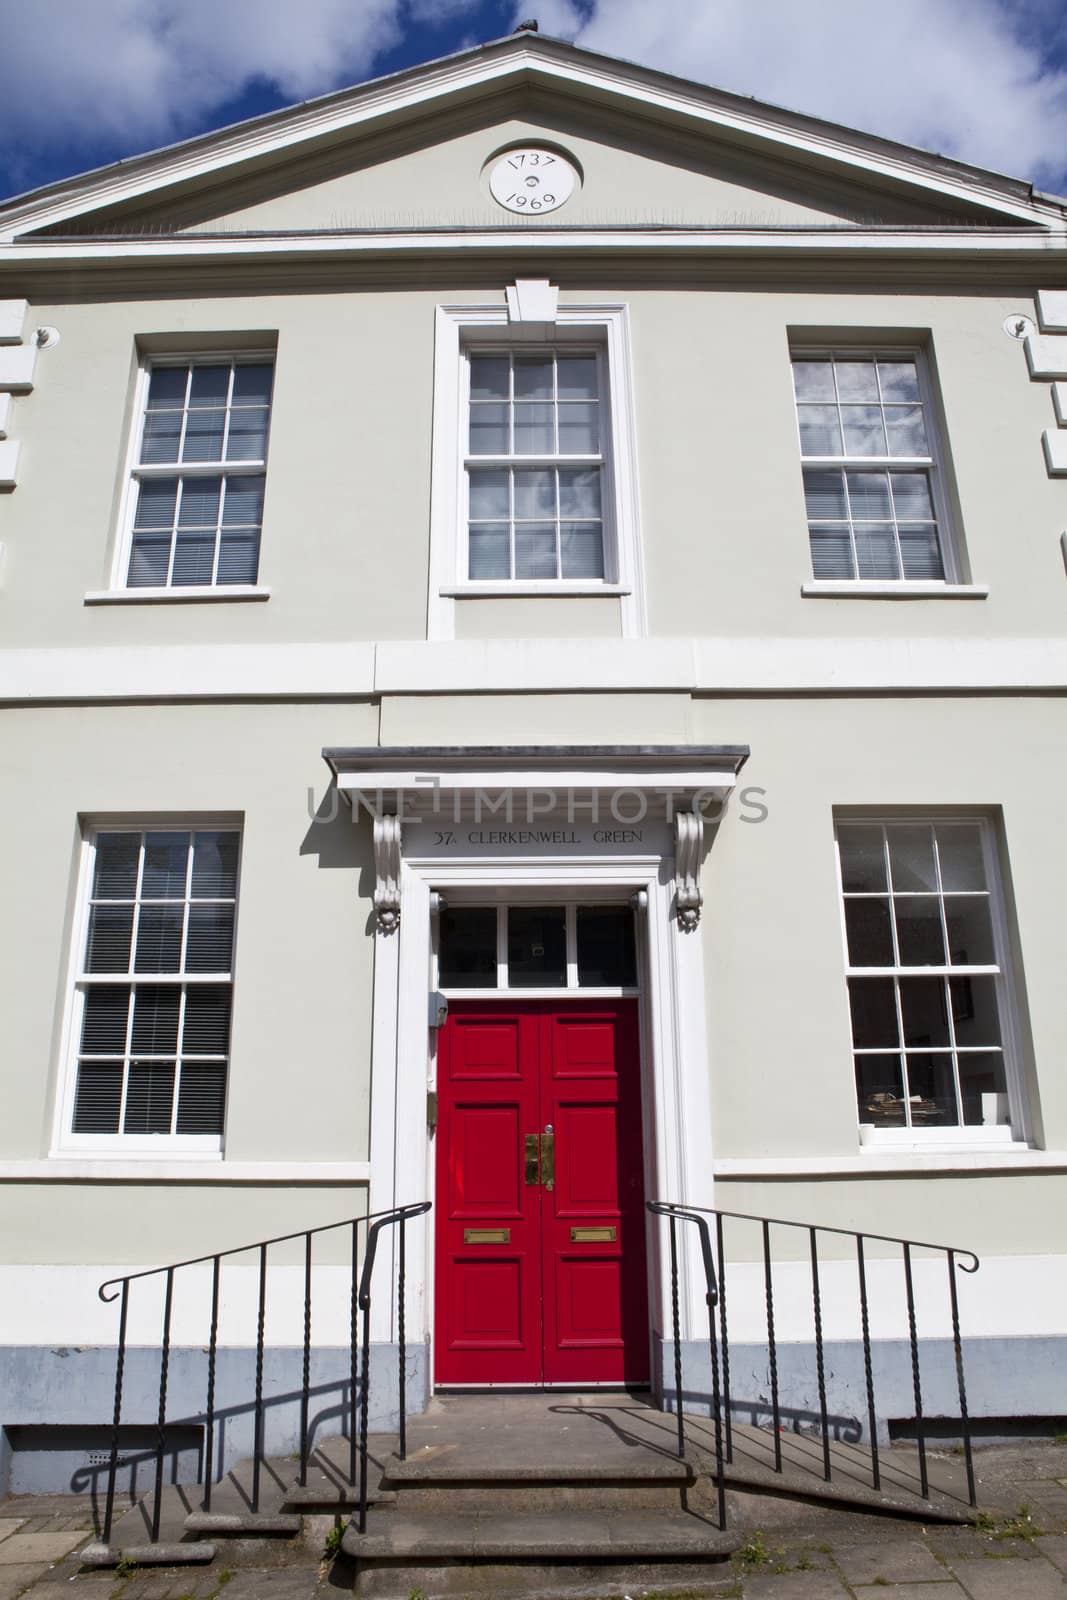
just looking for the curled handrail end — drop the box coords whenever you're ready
[955,1251,981,1275]
[98,1279,124,1303]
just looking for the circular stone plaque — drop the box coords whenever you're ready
[488,147,578,215]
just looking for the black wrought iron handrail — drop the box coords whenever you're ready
[648,1199,979,1530]
[96,1199,431,1547]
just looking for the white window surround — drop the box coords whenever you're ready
[428,299,645,639]
[834,815,1031,1153]
[792,345,966,588]
[53,820,242,1157]
[106,351,275,597]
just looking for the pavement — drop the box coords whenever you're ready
[0,1438,1065,1599]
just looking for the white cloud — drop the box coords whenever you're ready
[523,0,1067,190]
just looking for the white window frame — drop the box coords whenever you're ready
[792,345,964,593]
[106,351,275,600]
[52,819,242,1157]
[833,815,1030,1152]
[428,302,645,638]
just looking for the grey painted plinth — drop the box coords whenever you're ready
[653,1333,1067,1444]
[0,1339,427,1495]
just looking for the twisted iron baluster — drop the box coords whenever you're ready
[809,1229,831,1481]
[349,1223,359,1491]
[300,1233,313,1488]
[762,1219,781,1473]
[903,1242,928,1499]
[398,1217,408,1461]
[102,1279,129,1546]
[203,1257,220,1512]
[856,1235,880,1490]
[947,1250,977,1506]
[669,1214,685,1459]
[150,1268,174,1543]
[715,1213,732,1464]
[251,1244,267,1514]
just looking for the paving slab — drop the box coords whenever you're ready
[0,1530,89,1565]
[0,1525,25,1547]
[845,1589,962,1599]
[739,1571,851,1598]
[0,1567,51,1600]
[949,1556,1067,1597]
[831,1537,950,1585]
[1040,1537,1067,1573]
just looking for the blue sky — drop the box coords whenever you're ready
[1,0,1066,207]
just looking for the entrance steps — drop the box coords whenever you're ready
[83,1393,992,1593]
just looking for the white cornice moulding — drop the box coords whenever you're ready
[0,345,35,392]
[0,1158,371,1183]
[5,636,1067,703]
[0,439,19,487]
[0,299,27,344]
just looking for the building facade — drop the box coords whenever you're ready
[1,32,1066,1493]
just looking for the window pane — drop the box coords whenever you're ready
[838,826,887,892]
[189,366,230,406]
[576,905,636,986]
[469,404,508,455]
[468,525,510,579]
[797,406,842,455]
[217,531,260,584]
[93,833,140,899]
[178,480,221,527]
[469,357,509,400]
[889,473,934,519]
[854,526,900,580]
[888,825,937,891]
[176,1063,227,1133]
[558,467,601,518]
[899,976,950,1047]
[936,825,987,892]
[803,469,847,520]
[134,907,184,972]
[182,409,226,462]
[171,533,216,587]
[514,404,554,454]
[185,904,235,972]
[792,360,835,401]
[855,1055,906,1124]
[560,524,604,579]
[73,1063,123,1133]
[952,976,1001,1047]
[226,411,269,461]
[959,1052,1008,1126]
[182,986,232,1054]
[835,360,879,401]
[904,1053,958,1125]
[147,367,187,408]
[141,409,182,463]
[134,478,178,529]
[80,986,131,1054]
[877,361,921,402]
[894,896,945,965]
[231,364,273,405]
[943,896,995,966]
[846,471,891,518]
[513,357,553,399]
[469,469,509,520]
[514,524,558,579]
[507,906,566,987]
[438,908,497,988]
[840,406,887,455]
[513,469,555,519]
[558,403,599,454]
[123,1062,175,1133]
[810,527,854,579]
[128,535,170,587]
[557,357,598,399]
[899,524,943,579]
[884,406,929,455]
[130,985,181,1053]
[848,977,899,1048]
[844,898,893,965]
[192,832,239,898]
[85,906,134,973]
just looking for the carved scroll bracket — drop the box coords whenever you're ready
[674,810,704,931]
[373,813,402,933]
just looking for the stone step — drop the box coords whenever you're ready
[382,1446,693,1509]
[341,1507,741,1565]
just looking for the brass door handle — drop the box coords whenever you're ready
[541,1126,554,1191]
[524,1133,540,1186]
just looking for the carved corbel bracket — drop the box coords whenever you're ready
[373,813,402,933]
[674,810,704,931]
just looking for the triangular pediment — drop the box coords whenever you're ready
[2,35,1061,244]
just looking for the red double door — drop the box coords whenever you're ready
[434,999,649,1386]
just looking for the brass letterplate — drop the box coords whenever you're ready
[570,1226,617,1243]
[464,1228,510,1245]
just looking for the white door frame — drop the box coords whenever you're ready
[366,846,716,1370]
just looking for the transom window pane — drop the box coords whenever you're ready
[837,821,1012,1132]
[576,906,637,987]
[129,359,273,590]
[466,351,605,581]
[72,829,239,1138]
[437,903,639,991]
[793,352,945,582]
[508,907,567,988]
[438,908,498,989]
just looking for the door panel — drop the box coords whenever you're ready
[434,998,647,1386]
